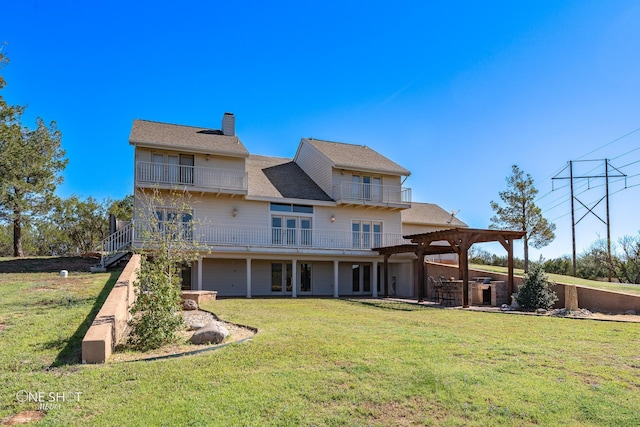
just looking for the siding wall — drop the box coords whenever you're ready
[135,147,245,172]
[331,170,402,199]
[294,141,333,196]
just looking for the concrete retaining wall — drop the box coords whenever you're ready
[82,255,140,364]
[426,262,640,313]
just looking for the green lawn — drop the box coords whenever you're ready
[1,268,639,426]
[470,264,640,296]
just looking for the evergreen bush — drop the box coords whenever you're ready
[515,263,558,311]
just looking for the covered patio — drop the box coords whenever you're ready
[374,228,526,307]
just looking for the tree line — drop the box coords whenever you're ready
[0,195,133,257]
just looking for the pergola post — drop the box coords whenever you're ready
[417,248,425,302]
[460,243,470,308]
[507,238,515,299]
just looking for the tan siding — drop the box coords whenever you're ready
[191,196,270,228]
[194,155,245,172]
[318,205,402,235]
[295,141,333,196]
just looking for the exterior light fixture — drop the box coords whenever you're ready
[330,215,335,223]
[232,208,238,217]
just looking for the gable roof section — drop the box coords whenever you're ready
[299,138,411,176]
[129,119,249,157]
[401,202,467,227]
[246,155,334,202]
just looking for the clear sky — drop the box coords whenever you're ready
[2,1,639,260]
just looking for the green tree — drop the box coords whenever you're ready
[543,255,573,276]
[515,263,558,310]
[0,49,67,257]
[490,165,555,272]
[107,194,134,221]
[59,196,110,254]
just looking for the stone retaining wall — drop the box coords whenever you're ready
[82,255,140,364]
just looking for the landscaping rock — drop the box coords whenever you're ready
[182,299,198,311]
[500,304,511,311]
[626,310,637,315]
[189,322,206,331]
[190,320,229,345]
[535,308,548,314]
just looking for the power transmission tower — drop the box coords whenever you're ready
[552,159,626,278]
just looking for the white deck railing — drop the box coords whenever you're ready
[135,161,248,192]
[97,223,133,267]
[133,222,409,251]
[333,182,411,206]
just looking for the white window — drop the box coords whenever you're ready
[270,203,313,246]
[352,220,382,248]
[151,153,194,185]
[154,207,193,240]
[351,175,382,201]
[352,264,371,293]
[271,263,292,293]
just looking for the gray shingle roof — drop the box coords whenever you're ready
[129,119,249,157]
[303,138,411,176]
[247,155,333,201]
[401,202,467,227]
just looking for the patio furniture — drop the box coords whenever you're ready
[429,276,441,303]
[439,278,456,306]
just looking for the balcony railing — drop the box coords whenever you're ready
[333,182,411,207]
[135,161,248,193]
[132,222,409,251]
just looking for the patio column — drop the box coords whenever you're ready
[333,260,339,298]
[197,256,203,291]
[246,258,252,299]
[292,260,297,298]
[384,254,390,298]
[372,261,378,298]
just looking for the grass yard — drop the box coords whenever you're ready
[1,266,639,426]
[470,263,640,296]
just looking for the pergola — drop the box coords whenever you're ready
[374,228,526,307]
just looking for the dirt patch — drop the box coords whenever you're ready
[2,411,45,425]
[0,257,99,274]
[0,324,5,332]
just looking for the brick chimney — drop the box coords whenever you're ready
[222,112,235,136]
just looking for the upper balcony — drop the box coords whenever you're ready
[333,182,412,209]
[131,222,410,253]
[135,161,248,195]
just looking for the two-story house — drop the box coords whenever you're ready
[119,112,466,298]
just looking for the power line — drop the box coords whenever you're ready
[612,146,640,161]
[551,159,626,277]
[616,158,640,169]
[577,126,640,160]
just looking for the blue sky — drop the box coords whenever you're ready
[2,1,639,259]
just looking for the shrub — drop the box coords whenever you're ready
[515,263,558,311]
[128,254,184,351]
